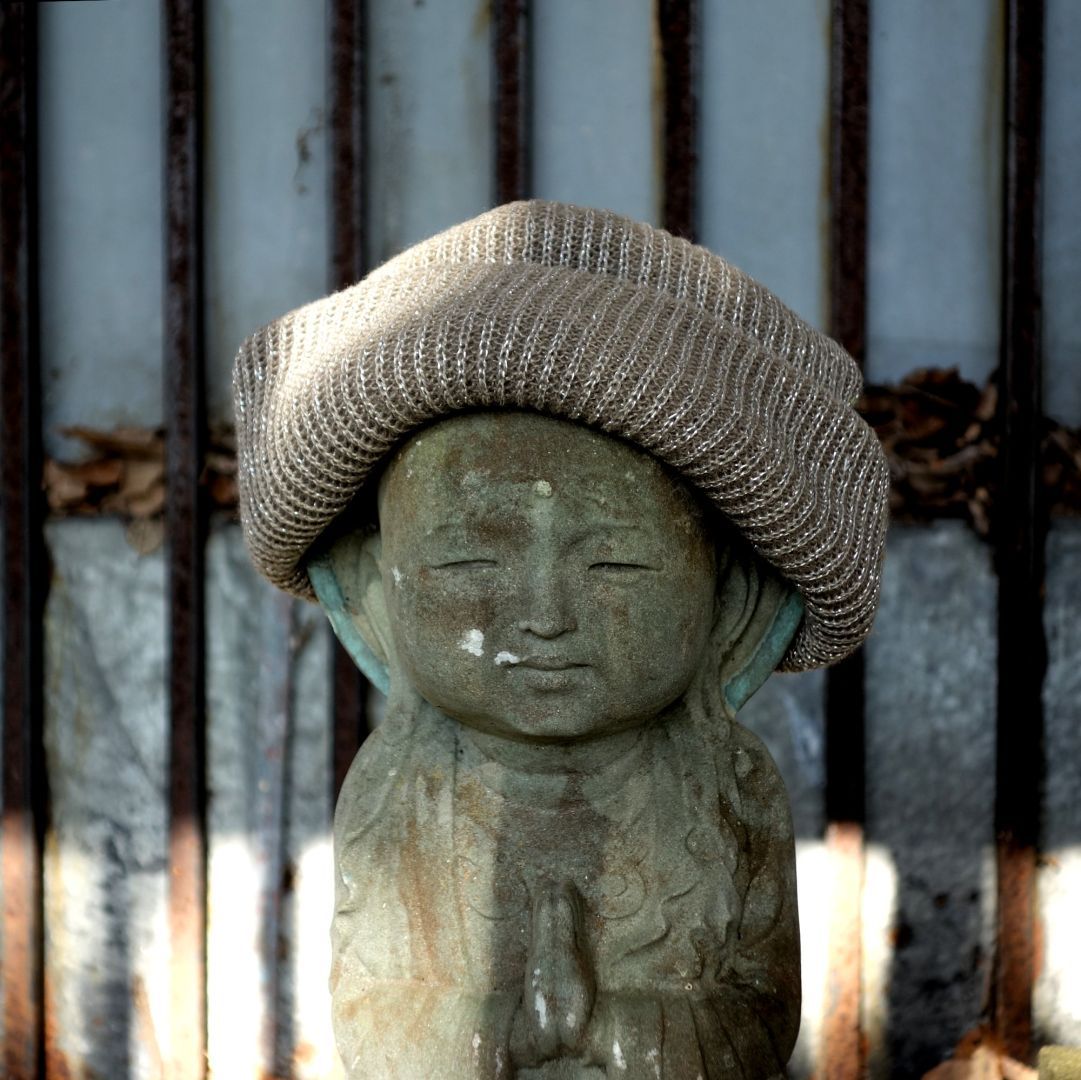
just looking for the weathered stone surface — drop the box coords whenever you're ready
[278,557,341,1078]
[863,523,996,1077]
[206,525,339,1079]
[37,519,343,1079]
[1035,521,1081,1049]
[43,519,169,1078]
[316,413,803,1078]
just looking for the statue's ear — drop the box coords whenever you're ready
[308,531,392,695]
[714,549,805,713]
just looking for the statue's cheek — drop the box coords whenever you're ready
[396,576,504,653]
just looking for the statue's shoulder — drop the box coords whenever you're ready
[669,716,789,836]
[728,720,794,847]
[334,709,456,843]
[728,720,786,789]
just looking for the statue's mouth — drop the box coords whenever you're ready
[517,657,587,672]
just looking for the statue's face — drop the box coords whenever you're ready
[377,412,716,742]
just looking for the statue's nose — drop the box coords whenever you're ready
[517,563,577,638]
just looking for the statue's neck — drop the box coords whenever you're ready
[458,723,644,776]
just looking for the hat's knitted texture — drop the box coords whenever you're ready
[234,200,889,671]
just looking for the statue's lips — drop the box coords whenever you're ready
[515,657,588,671]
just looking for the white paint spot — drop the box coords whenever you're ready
[472,1031,481,1065]
[458,629,484,657]
[494,651,520,666]
[391,566,402,586]
[646,1046,661,1078]
[566,1012,576,1029]
[534,992,548,1029]
[533,479,553,497]
[612,1040,627,1070]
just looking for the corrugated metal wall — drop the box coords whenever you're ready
[1,1,1079,1077]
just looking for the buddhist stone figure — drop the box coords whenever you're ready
[233,201,889,1078]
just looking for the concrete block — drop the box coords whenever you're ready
[1036,521,1081,1048]
[206,525,338,1078]
[42,519,169,1078]
[863,523,997,1076]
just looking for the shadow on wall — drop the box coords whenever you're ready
[41,519,341,1079]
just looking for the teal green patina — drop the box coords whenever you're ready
[310,411,804,1079]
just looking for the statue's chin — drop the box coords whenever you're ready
[517,1062,606,1080]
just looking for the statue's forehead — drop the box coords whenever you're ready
[379,411,702,531]
[385,411,671,493]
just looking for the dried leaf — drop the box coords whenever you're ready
[121,459,165,499]
[125,517,165,556]
[208,471,238,510]
[126,485,166,519]
[922,1026,1037,1080]
[62,425,163,457]
[38,380,1081,535]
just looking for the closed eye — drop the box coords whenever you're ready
[431,559,498,570]
[589,562,658,572]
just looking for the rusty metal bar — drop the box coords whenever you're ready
[657,0,697,241]
[493,0,530,205]
[0,5,45,1078]
[828,0,869,364]
[332,646,367,799]
[993,0,1046,1062]
[823,1,869,1076]
[329,0,367,291]
[162,1,207,1077]
[255,595,295,1074]
[328,0,370,797]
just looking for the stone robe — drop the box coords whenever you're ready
[330,704,799,1079]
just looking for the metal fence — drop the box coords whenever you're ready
[1,1,1078,1077]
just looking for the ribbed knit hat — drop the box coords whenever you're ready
[233,200,889,671]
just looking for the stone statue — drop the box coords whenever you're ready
[232,201,889,1078]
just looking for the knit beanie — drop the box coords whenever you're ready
[233,200,889,671]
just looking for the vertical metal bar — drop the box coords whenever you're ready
[328,0,369,798]
[0,5,45,1078]
[993,0,1045,1062]
[331,646,366,799]
[824,1,869,1076]
[828,0,869,365]
[329,0,367,292]
[823,662,866,1080]
[162,1,207,1077]
[255,595,295,1074]
[657,0,698,241]
[493,0,530,205]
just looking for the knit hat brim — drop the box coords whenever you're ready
[233,201,889,671]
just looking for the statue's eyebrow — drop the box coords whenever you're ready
[566,522,651,542]
[422,520,468,538]
[422,517,519,540]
